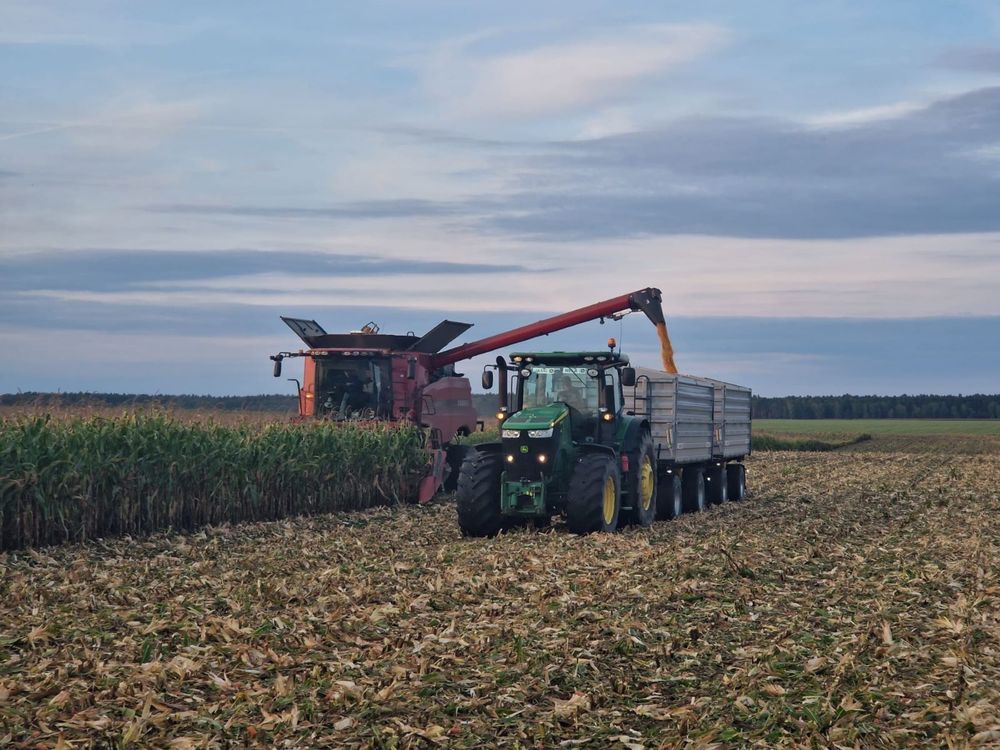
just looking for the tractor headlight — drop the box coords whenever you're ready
[527,428,553,438]
[502,429,520,439]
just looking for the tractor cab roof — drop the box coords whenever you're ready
[509,351,630,366]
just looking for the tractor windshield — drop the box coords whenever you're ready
[522,366,599,414]
[314,357,389,419]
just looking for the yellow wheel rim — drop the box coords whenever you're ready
[602,475,616,525]
[639,456,654,511]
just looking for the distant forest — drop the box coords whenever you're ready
[0,392,298,412]
[751,394,1000,420]
[2,391,999,420]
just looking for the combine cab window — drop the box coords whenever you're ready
[522,367,599,414]
[315,357,389,419]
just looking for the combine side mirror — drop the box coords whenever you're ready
[272,356,282,378]
[482,369,494,390]
[621,367,636,387]
[407,357,417,380]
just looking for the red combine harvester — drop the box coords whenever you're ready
[270,288,667,501]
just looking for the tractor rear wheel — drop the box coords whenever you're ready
[706,463,728,505]
[456,451,504,537]
[628,431,657,527]
[727,463,747,501]
[566,453,621,534]
[657,472,683,519]
[682,467,706,513]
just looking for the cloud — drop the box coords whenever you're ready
[936,46,1000,73]
[418,24,726,119]
[0,249,526,294]
[150,200,463,220]
[474,86,1000,240]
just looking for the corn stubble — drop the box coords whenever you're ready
[2,442,999,747]
[0,413,425,550]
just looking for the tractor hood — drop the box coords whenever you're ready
[504,403,568,431]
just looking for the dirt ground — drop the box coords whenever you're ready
[2,445,999,748]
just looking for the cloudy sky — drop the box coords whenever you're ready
[2,1,999,397]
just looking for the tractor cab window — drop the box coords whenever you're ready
[522,366,600,414]
[315,357,387,419]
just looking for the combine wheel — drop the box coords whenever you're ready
[456,451,504,537]
[657,471,683,519]
[567,453,621,534]
[443,444,473,492]
[727,463,747,501]
[628,431,657,527]
[682,467,706,513]
[705,463,728,505]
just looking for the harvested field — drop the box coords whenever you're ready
[2,448,999,747]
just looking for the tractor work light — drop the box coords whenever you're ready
[537,454,547,463]
[527,428,553,438]
[506,454,515,463]
[587,368,599,377]
[520,368,531,377]
[502,429,520,439]
[496,412,507,421]
[602,412,614,422]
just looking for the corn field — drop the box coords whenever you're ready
[0,414,425,550]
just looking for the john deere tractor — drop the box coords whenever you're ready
[457,348,665,536]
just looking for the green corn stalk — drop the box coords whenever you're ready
[0,414,426,550]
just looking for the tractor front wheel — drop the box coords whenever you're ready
[567,453,621,534]
[456,451,504,537]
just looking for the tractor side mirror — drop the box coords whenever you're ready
[482,369,494,390]
[407,357,417,380]
[272,356,282,378]
[621,367,636,387]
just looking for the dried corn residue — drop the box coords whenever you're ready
[656,321,678,373]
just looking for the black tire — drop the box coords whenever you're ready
[566,453,621,534]
[682,467,705,513]
[727,463,747,501]
[627,431,657,527]
[456,451,504,537]
[443,444,473,492]
[657,472,683,519]
[705,463,728,505]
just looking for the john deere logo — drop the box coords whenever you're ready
[520,445,529,453]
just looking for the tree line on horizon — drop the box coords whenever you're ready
[751,393,1000,420]
[3,391,999,420]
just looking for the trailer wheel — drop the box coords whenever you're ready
[727,463,747,501]
[705,463,728,505]
[443,444,473,492]
[682,467,705,513]
[657,472,683,519]
[567,453,621,534]
[628,431,657,527]
[456,451,504,537]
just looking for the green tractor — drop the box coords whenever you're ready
[457,349,669,535]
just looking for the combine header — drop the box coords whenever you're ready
[270,289,670,501]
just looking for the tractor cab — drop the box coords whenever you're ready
[501,351,635,443]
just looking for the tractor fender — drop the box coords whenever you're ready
[619,416,652,456]
[576,443,617,459]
